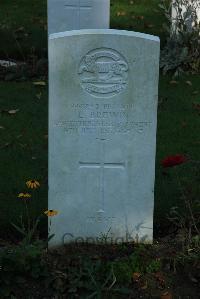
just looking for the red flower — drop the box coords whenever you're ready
[161,154,187,168]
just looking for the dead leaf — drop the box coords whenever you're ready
[117,11,126,16]
[33,81,46,86]
[146,23,154,28]
[14,26,25,33]
[160,291,172,299]
[169,80,178,85]
[130,0,134,4]
[8,109,19,114]
[36,92,42,100]
[185,80,192,86]
[192,90,199,95]
[192,102,200,112]
[132,272,141,282]
[155,272,165,282]
[140,280,148,289]
[0,126,5,129]
[138,15,144,20]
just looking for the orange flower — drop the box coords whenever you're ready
[44,210,58,217]
[26,180,40,189]
[17,192,31,198]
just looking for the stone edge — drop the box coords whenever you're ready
[49,29,160,43]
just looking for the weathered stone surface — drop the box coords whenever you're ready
[48,0,110,34]
[49,29,160,247]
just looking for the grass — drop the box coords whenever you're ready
[0,0,47,60]
[0,0,167,60]
[0,82,48,235]
[0,0,199,235]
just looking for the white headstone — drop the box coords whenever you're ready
[171,0,200,33]
[48,0,110,35]
[49,29,160,247]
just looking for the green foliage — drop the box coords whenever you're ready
[159,0,200,75]
[112,245,161,284]
[0,240,48,297]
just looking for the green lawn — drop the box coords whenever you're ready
[0,0,166,60]
[0,0,199,236]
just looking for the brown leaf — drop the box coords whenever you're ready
[155,272,165,281]
[160,291,173,299]
[117,11,126,16]
[169,80,178,85]
[192,102,200,112]
[181,121,187,128]
[132,272,141,282]
[146,23,154,28]
[140,280,148,289]
[138,15,144,20]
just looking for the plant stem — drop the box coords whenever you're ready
[175,167,200,236]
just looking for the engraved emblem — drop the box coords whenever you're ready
[78,48,129,97]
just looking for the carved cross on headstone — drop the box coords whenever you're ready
[64,0,92,28]
[79,139,126,215]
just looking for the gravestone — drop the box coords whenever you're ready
[48,0,110,34]
[49,29,160,247]
[171,0,200,33]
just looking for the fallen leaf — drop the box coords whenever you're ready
[33,81,46,86]
[36,92,42,99]
[188,272,198,283]
[160,291,172,299]
[169,80,178,85]
[140,280,148,289]
[117,11,126,16]
[146,23,154,28]
[192,102,200,112]
[192,90,199,95]
[132,272,141,282]
[8,109,19,114]
[14,26,25,33]
[138,15,144,20]
[0,142,12,149]
[185,80,192,86]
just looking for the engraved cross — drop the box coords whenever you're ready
[64,0,92,28]
[79,139,126,215]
